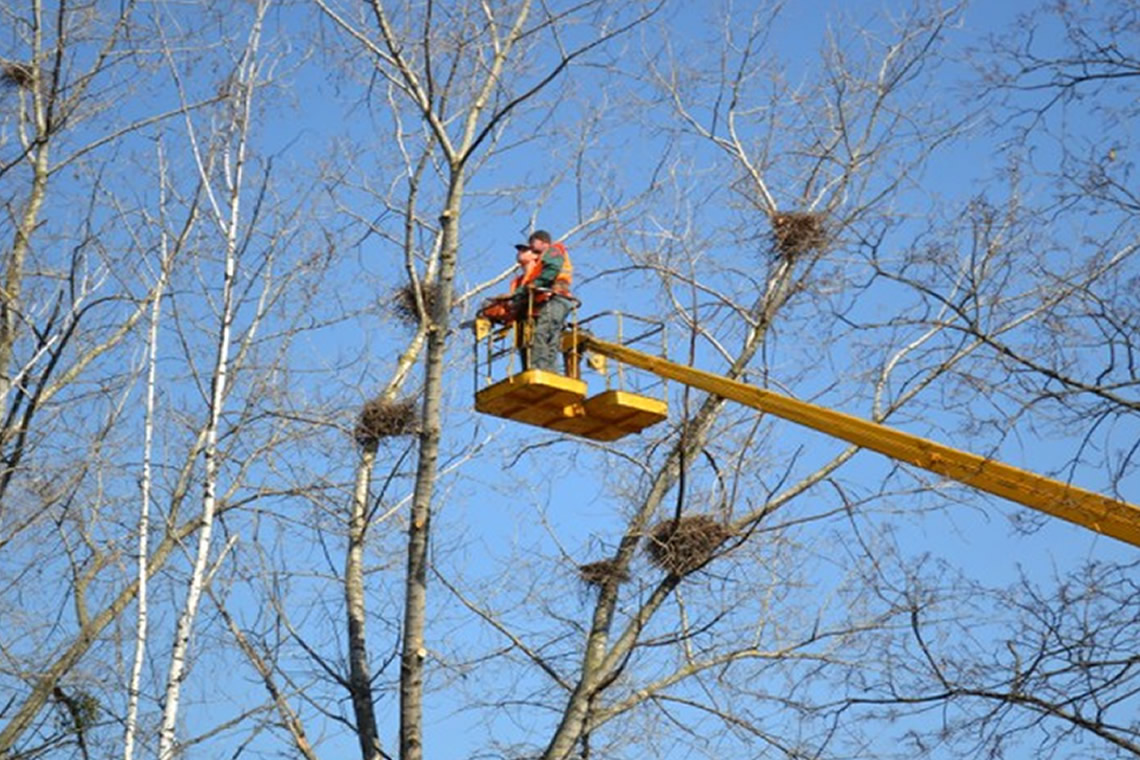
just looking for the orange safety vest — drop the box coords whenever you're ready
[550,242,573,297]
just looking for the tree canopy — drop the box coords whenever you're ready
[0,1,1137,759]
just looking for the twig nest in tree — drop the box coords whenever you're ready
[577,558,630,587]
[354,396,419,446]
[645,514,733,576]
[771,211,828,257]
[52,687,100,731]
[390,282,440,326]
[1,60,33,90]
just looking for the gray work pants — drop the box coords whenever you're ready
[529,296,571,373]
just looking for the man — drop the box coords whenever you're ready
[511,243,541,292]
[511,230,573,373]
[475,245,538,325]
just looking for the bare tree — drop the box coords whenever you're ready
[838,2,1140,757]
[310,2,664,758]
[2,2,1136,759]
[123,138,180,760]
[0,2,194,754]
[378,4,1036,759]
[156,2,273,756]
[522,6,986,757]
[0,2,339,756]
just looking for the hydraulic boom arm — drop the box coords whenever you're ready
[575,334,1140,549]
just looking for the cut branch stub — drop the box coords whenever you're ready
[577,558,630,587]
[390,282,440,326]
[1,60,34,90]
[771,211,828,258]
[354,396,419,446]
[645,514,733,576]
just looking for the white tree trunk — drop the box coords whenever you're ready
[124,141,180,760]
[346,446,386,760]
[156,214,236,760]
[157,6,266,756]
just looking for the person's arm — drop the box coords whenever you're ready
[530,247,564,289]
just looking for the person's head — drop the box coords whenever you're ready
[516,248,538,267]
[528,229,552,253]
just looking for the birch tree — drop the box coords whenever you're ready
[0,1,198,753]
[0,1,336,755]
[123,140,182,760]
[156,2,271,756]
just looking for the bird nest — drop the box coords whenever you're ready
[771,211,828,257]
[390,282,441,326]
[644,514,733,576]
[354,396,419,446]
[577,558,630,587]
[1,61,33,90]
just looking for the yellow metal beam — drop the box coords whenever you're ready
[576,334,1140,549]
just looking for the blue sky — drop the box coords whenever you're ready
[298,1,1137,757]
[2,0,1137,758]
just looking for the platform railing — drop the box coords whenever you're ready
[472,288,581,389]
[472,300,668,399]
[571,311,668,401]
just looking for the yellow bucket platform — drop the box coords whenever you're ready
[475,371,667,442]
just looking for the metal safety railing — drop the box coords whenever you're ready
[471,296,670,398]
[472,288,581,389]
[571,311,668,400]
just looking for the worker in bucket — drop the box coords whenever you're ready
[511,230,573,373]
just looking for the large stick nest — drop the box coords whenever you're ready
[771,211,828,257]
[354,396,419,446]
[645,514,733,576]
[1,61,33,90]
[577,558,630,587]
[390,282,441,326]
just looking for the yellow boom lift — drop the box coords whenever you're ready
[472,311,1140,548]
